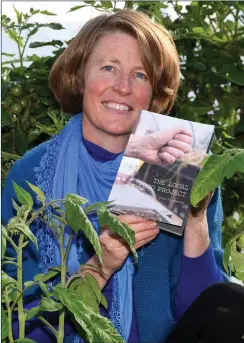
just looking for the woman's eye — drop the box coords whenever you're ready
[136,72,147,80]
[103,65,113,72]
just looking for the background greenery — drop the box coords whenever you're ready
[2,1,244,248]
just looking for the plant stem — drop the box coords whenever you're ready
[36,315,58,337]
[26,199,65,226]
[63,233,73,264]
[6,297,14,343]
[57,231,67,343]
[17,234,25,338]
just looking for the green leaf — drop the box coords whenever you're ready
[190,150,244,207]
[40,296,63,312]
[2,261,22,270]
[53,285,126,343]
[13,5,22,25]
[97,206,138,262]
[13,181,33,209]
[84,201,113,214]
[1,225,7,260]
[1,306,8,339]
[53,285,93,341]
[29,40,63,48]
[26,181,45,205]
[7,219,38,249]
[211,67,244,86]
[66,199,103,264]
[223,239,232,272]
[39,282,51,297]
[68,5,87,12]
[1,108,12,126]
[86,273,102,303]
[26,305,41,320]
[34,269,59,283]
[230,250,244,275]
[1,270,17,290]
[39,10,57,15]
[65,193,88,206]
[192,27,205,34]
[24,281,36,288]
[27,27,38,39]
[100,294,108,310]
[68,276,99,313]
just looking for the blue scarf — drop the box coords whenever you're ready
[51,113,134,341]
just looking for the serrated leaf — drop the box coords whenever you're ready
[68,5,87,12]
[66,199,103,264]
[8,220,38,249]
[29,40,63,48]
[26,181,45,204]
[68,276,99,313]
[39,10,57,15]
[24,281,36,288]
[53,285,126,343]
[230,251,244,275]
[53,285,93,341]
[27,27,38,38]
[86,273,102,303]
[84,201,114,214]
[190,150,244,207]
[34,269,59,283]
[40,296,63,312]
[1,225,7,259]
[13,181,33,209]
[1,270,17,290]
[65,193,88,206]
[13,5,22,25]
[1,306,9,339]
[97,206,137,262]
[26,305,41,320]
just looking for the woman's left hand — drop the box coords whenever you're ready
[184,192,213,258]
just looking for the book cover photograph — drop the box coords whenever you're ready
[108,110,215,235]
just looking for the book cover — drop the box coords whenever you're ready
[108,110,215,236]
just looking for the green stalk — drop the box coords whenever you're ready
[37,315,58,337]
[6,296,14,343]
[57,228,66,343]
[17,234,25,338]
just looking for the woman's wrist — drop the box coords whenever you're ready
[183,215,210,258]
[80,255,115,290]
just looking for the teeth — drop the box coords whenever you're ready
[103,102,130,111]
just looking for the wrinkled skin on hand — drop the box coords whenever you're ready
[134,127,193,166]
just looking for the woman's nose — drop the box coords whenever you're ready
[112,74,132,95]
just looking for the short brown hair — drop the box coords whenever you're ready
[49,9,180,114]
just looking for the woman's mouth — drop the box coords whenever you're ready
[103,102,132,111]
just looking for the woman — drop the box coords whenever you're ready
[3,9,243,343]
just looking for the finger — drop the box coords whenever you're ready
[159,146,184,160]
[135,233,159,249]
[167,139,192,153]
[135,226,159,242]
[119,214,151,224]
[130,221,158,233]
[157,151,176,164]
[173,133,193,145]
[173,128,193,138]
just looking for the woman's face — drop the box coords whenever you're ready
[82,31,153,147]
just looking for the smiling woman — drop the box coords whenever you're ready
[2,8,240,343]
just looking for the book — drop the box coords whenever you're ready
[108,110,215,236]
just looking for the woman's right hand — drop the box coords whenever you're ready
[100,214,160,277]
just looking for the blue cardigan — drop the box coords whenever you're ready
[2,140,226,343]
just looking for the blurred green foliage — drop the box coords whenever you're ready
[1,1,244,247]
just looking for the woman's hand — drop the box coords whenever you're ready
[100,214,159,275]
[125,128,193,166]
[80,215,159,289]
[184,192,213,258]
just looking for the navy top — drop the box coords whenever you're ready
[82,137,224,342]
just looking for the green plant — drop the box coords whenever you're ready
[1,181,139,343]
[191,148,244,282]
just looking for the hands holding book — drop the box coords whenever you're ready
[125,127,193,166]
